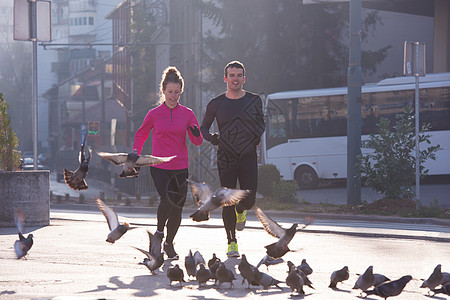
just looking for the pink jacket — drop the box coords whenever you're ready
[133,103,203,170]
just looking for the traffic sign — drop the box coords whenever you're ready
[88,121,100,136]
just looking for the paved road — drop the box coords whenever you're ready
[49,171,450,209]
[1,210,449,299]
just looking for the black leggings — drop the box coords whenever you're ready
[150,167,188,244]
[217,149,257,244]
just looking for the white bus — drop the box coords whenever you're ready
[262,72,450,189]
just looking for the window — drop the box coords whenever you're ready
[89,17,94,25]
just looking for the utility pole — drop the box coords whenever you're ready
[347,0,362,206]
[13,0,51,169]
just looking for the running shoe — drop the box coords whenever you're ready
[227,241,239,257]
[236,208,247,231]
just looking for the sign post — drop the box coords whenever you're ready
[403,41,426,209]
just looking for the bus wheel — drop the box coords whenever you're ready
[295,166,318,189]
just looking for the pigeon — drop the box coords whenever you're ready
[209,258,221,280]
[364,275,412,299]
[188,180,250,222]
[96,198,136,243]
[286,267,305,295]
[287,261,314,290]
[132,231,164,274]
[193,250,205,267]
[196,263,212,286]
[64,133,91,190]
[13,209,33,259]
[185,250,206,278]
[329,266,349,289]
[215,262,235,288]
[353,265,375,292]
[431,283,450,296]
[97,149,176,178]
[185,249,197,278]
[373,273,391,287]
[255,206,310,258]
[256,254,284,271]
[208,253,220,269]
[238,254,258,288]
[298,258,313,275]
[167,264,186,287]
[442,272,450,285]
[251,267,283,290]
[420,264,443,291]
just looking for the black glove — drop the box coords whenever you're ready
[210,133,220,145]
[189,125,200,137]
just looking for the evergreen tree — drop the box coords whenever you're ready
[0,93,21,171]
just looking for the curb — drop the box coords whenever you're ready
[50,203,450,226]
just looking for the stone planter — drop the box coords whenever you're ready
[0,170,50,227]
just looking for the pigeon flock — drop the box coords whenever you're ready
[10,197,450,298]
[11,149,449,298]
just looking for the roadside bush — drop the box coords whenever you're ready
[257,164,280,197]
[272,180,298,203]
[0,93,21,171]
[358,107,441,199]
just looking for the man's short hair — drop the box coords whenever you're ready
[224,61,245,77]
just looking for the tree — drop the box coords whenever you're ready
[199,1,391,95]
[128,1,158,148]
[0,93,22,171]
[0,41,32,151]
[358,108,441,200]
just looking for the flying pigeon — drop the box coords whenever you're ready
[364,275,412,299]
[188,179,250,222]
[167,264,186,287]
[64,133,91,190]
[251,266,283,290]
[254,206,311,258]
[97,149,176,178]
[13,209,33,259]
[96,198,136,243]
[286,267,305,295]
[132,231,164,274]
[431,283,450,296]
[329,266,349,289]
[256,254,284,271]
[215,262,235,288]
[420,264,443,291]
[238,254,258,288]
[353,266,375,294]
